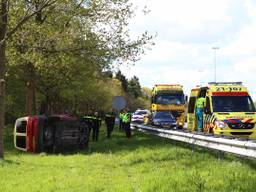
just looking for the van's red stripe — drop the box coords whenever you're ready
[212,92,249,96]
[27,116,33,152]
[245,119,253,123]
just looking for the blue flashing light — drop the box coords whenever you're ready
[208,82,242,85]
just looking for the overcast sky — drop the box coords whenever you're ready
[119,0,256,99]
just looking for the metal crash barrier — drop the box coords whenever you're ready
[131,123,256,159]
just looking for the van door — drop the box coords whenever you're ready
[187,96,197,131]
[203,96,212,133]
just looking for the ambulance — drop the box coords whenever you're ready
[187,82,256,138]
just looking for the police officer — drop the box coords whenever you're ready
[105,111,116,138]
[122,109,131,138]
[79,119,89,149]
[82,113,94,141]
[119,110,124,130]
[196,96,206,132]
[92,112,101,141]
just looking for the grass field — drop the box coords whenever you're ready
[1,124,256,192]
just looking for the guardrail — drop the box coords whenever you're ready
[131,123,256,159]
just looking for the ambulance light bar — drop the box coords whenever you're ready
[208,82,242,85]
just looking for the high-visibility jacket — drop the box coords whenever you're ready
[91,116,101,127]
[196,97,206,109]
[122,113,131,123]
[119,112,124,121]
[105,114,115,118]
[105,113,115,124]
[82,115,94,128]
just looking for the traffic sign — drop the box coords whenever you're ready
[112,96,126,110]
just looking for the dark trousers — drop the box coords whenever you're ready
[88,127,92,141]
[107,123,114,138]
[92,126,100,141]
[124,122,131,138]
[119,119,123,130]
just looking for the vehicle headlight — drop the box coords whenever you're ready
[154,121,160,125]
[215,121,227,129]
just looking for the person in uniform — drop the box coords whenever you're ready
[196,96,206,132]
[105,111,116,138]
[119,109,124,130]
[79,119,89,149]
[82,113,93,141]
[122,109,131,138]
[92,112,101,141]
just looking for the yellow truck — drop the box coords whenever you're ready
[147,84,186,128]
[187,82,256,138]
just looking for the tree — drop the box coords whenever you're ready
[115,70,128,92]
[7,0,153,115]
[128,76,142,98]
[141,87,152,99]
[0,0,57,159]
[3,0,154,158]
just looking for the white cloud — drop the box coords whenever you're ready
[120,64,211,94]
[139,41,201,63]
[222,24,256,57]
[132,0,231,26]
[130,0,247,43]
[121,0,256,101]
[234,58,256,72]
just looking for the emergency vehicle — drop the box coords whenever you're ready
[187,82,256,138]
[145,84,186,128]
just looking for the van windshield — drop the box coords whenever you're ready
[134,111,148,115]
[212,96,256,112]
[154,112,173,119]
[155,94,185,105]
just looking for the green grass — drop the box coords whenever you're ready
[1,124,256,192]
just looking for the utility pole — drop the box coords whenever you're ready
[212,47,219,82]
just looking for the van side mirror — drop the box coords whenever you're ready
[185,95,188,102]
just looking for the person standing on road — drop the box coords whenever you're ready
[196,96,206,132]
[105,111,116,138]
[122,109,131,138]
[92,112,101,141]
